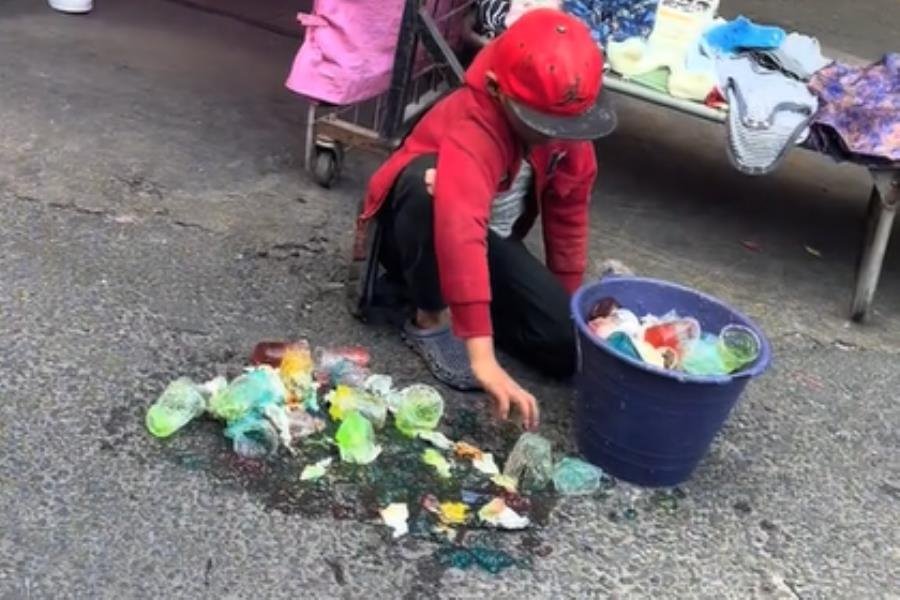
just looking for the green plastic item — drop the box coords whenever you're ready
[208,366,286,423]
[146,378,206,438]
[502,432,553,490]
[327,385,387,428]
[356,391,389,427]
[681,333,728,376]
[394,384,444,436]
[717,324,761,373]
[422,448,452,478]
[335,411,382,464]
[552,457,604,496]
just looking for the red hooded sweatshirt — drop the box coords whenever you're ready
[358,43,597,339]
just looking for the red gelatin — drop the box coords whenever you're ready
[249,341,301,368]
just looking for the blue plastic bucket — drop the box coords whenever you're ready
[571,276,771,487]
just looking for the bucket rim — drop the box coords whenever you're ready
[571,275,772,384]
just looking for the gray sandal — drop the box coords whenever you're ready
[402,321,481,391]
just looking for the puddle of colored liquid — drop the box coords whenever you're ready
[159,415,684,575]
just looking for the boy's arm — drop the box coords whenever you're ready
[432,129,507,338]
[541,142,597,294]
[432,126,539,430]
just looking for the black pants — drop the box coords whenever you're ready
[379,155,576,378]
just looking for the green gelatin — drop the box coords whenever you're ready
[717,324,761,373]
[146,378,205,438]
[208,367,285,423]
[681,333,728,376]
[394,384,444,436]
[335,411,381,464]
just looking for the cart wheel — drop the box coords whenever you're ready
[313,149,339,188]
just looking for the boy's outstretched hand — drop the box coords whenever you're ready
[466,337,539,430]
[429,169,540,430]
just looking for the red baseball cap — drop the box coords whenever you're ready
[490,8,616,139]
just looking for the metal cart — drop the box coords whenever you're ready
[303,0,473,187]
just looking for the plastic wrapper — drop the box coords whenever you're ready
[644,319,701,354]
[681,333,729,376]
[606,331,641,361]
[326,385,387,428]
[363,374,394,397]
[502,433,553,490]
[286,407,326,440]
[394,384,444,436]
[491,474,519,492]
[472,453,500,476]
[315,347,370,388]
[418,430,455,450]
[552,457,605,496]
[208,366,286,423]
[225,416,279,459]
[379,503,409,539]
[145,378,206,438]
[263,403,293,451]
[589,308,641,339]
[478,497,530,529]
[300,457,332,481]
[335,411,382,464]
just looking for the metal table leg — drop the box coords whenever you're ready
[851,169,900,321]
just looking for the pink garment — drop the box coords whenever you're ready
[285,0,406,105]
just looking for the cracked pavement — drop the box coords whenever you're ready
[0,0,898,598]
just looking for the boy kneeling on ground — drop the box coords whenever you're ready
[352,9,616,430]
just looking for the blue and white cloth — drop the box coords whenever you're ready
[562,0,658,46]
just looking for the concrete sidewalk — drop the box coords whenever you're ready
[0,1,897,598]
